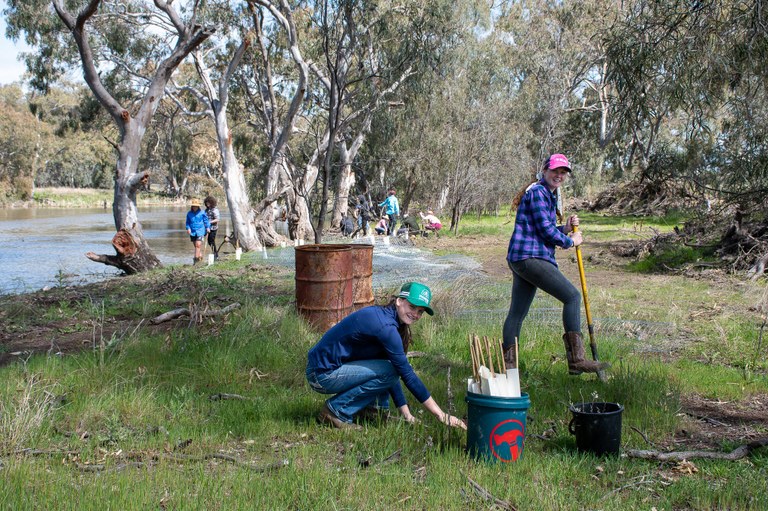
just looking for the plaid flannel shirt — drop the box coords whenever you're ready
[506,180,573,267]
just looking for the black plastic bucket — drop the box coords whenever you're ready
[466,391,530,463]
[568,402,623,456]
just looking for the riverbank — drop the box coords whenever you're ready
[5,187,184,209]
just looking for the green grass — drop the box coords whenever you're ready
[627,245,716,273]
[1,214,767,509]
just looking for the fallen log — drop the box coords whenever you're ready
[150,303,241,325]
[625,438,768,462]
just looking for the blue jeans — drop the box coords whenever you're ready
[503,257,581,350]
[306,360,399,424]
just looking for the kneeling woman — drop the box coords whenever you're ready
[306,282,466,431]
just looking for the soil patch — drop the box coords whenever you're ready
[668,393,768,450]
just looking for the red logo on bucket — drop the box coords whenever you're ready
[489,419,525,462]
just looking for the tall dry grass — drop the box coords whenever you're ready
[0,376,56,453]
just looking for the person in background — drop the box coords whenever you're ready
[502,153,609,375]
[374,216,388,235]
[354,194,373,236]
[186,198,210,265]
[398,212,421,237]
[204,196,220,260]
[306,282,467,431]
[378,188,400,235]
[340,213,355,237]
[420,210,442,233]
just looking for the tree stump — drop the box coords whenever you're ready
[86,227,162,274]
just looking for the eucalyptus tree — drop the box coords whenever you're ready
[304,0,465,236]
[603,0,768,210]
[165,1,263,250]
[204,0,317,244]
[244,0,313,244]
[0,85,44,201]
[305,0,418,233]
[5,0,214,273]
[601,0,768,271]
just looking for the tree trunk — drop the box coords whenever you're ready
[331,145,355,228]
[87,136,161,274]
[215,105,262,251]
[222,148,262,251]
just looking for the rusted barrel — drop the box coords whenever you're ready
[295,244,354,332]
[350,244,375,310]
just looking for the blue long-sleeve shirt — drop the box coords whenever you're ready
[507,179,573,267]
[185,209,210,237]
[378,195,400,216]
[306,304,430,408]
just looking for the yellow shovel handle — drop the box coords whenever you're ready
[572,224,593,327]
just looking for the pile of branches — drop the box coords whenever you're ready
[589,178,701,217]
[714,210,768,278]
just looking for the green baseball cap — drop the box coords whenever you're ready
[398,282,434,316]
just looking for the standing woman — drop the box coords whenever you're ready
[306,282,467,431]
[502,154,608,375]
[185,198,210,265]
[204,196,220,260]
[378,188,400,236]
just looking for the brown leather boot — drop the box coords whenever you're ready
[318,403,362,431]
[563,332,610,375]
[503,344,518,370]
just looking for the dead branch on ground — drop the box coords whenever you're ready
[463,471,517,511]
[150,303,241,325]
[75,454,289,473]
[209,393,250,401]
[626,438,768,461]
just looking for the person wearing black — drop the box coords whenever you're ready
[204,196,220,260]
[351,194,374,237]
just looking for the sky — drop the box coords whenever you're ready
[0,3,30,85]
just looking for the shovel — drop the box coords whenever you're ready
[572,224,608,382]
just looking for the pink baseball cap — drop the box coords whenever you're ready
[546,154,572,172]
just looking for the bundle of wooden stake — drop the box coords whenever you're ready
[467,334,521,398]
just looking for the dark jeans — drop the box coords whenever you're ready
[502,257,581,350]
[387,213,398,235]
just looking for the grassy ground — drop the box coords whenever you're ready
[1,214,767,510]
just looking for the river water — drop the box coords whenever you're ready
[0,205,205,294]
[0,205,485,296]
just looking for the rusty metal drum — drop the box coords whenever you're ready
[295,244,354,332]
[350,244,375,310]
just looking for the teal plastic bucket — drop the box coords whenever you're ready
[465,391,530,463]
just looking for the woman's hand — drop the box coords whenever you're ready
[570,231,583,247]
[403,413,420,424]
[565,214,580,233]
[422,397,467,430]
[443,414,467,430]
